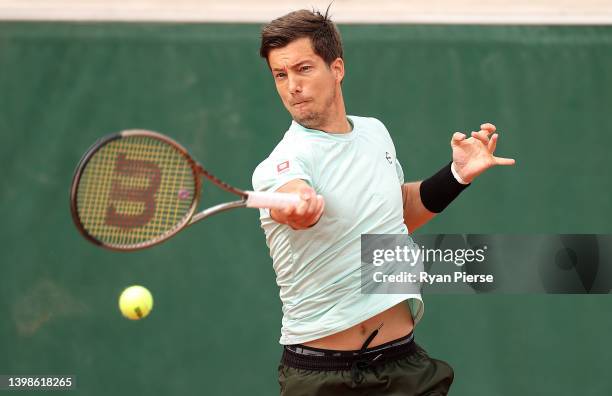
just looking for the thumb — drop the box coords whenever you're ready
[299,186,314,200]
[493,156,516,166]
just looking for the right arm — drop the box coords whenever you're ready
[271,179,325,230]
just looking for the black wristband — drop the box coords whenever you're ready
[419,162,469,213]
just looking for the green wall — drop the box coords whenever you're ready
[0,23,611,395]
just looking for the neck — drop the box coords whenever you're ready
[319,115,351,134]
[314,92,352,134]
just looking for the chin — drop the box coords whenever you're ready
[295,117,319,129]
[293,112,322,129]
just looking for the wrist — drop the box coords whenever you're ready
[419,162,470,213]
[450,162,471,185]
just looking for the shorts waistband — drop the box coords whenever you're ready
[282,332,416,371]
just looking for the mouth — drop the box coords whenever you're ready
[291,99,311,107]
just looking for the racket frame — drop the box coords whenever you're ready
[71,130,297,251]
[71,130,216,251]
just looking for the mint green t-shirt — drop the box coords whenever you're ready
[252,115,423,345]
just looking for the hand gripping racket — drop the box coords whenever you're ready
[70,130,299,251]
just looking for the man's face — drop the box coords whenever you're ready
[268,37,342,130]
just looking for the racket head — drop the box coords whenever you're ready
[70,130,201,250]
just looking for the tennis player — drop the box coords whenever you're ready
[252,9,515,395]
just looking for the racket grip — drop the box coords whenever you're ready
[246,191,301,209]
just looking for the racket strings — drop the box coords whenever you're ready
[76,135,197,248]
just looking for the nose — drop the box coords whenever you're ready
[288,74,301,94]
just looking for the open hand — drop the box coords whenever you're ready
[451,123,515,183]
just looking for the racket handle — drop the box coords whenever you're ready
[246,191,301,209]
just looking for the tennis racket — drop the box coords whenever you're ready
[70,130,300,251]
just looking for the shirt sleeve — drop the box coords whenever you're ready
[395,157,405,184]
[371,117,403,185]
[252,149,313,193]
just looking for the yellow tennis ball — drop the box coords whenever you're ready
[119,285,153,320]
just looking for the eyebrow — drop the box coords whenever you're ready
[271,59,314,72]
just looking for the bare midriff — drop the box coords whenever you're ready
[302,302,414,350]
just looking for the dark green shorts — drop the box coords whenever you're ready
[278,333,454,395]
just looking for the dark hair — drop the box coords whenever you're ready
[259,7,343,66]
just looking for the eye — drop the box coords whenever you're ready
[275,72,286,79]
[300,65,312,72]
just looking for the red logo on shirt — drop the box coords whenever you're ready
[277,161,290,174]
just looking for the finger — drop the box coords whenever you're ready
[304,190,318,215]
[493,156,516,166]
[480,129,493,139]
[295,197,310,216]
[315,195,325,217]
[293,200,319,229]
[282,204,296,218]
[480,123,496,133]
[295,186,314,216]
[303,195,322,224]
[299,186,314,201]
[451,132,466,144]
[277,204,296,226]
[311,195,325,225]
[488,133,498,152]
[470,130,489,146]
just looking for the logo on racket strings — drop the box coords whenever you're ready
[105,153,162,229]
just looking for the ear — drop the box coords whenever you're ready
[330,58,345,83]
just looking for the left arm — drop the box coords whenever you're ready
[401,181,434,233]
[401,123,515,232]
